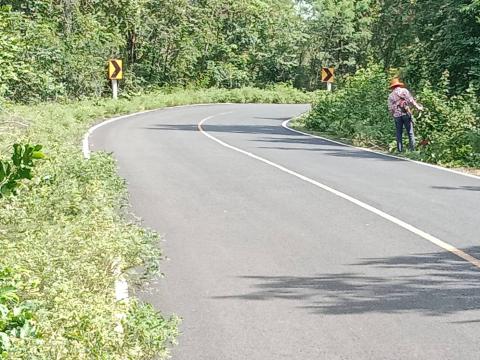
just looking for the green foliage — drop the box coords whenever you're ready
[0,144,44,197]
[297,0,376,89]
[0,0,310,102]
[195,0,306,87]
[1,0,480,102]
[0,148,178,358]
[371,0,480,95]
[124,301,179,359]
[0,2,123,102]
[303,65,480,167]
[0,7,64,101]
[305,65,391,147]
[415,85,480,166]
[0,268,39,356]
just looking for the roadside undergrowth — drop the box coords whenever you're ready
[0,86,310,358]
[290,118,480,176]
[297,66,480,172]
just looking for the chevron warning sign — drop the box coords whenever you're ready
[108,59,123,80]
[321,67,334,83]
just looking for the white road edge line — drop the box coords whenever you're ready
[82,103,233,331]
[282,119,480,181]
[199,114,480,270]
[82,103,233,159]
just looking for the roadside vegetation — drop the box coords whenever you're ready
[293,1,480,169]
[1,0,479,358]
[297,66,480,168]
[0,87,309,359]
[1,0,478,169]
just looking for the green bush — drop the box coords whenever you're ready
[0,149,179,358]
[415,86,480,166]
[0,144,45,197]
[305,65,392,148]
[303,65,480,167]
[0,5,123,103]
[0,8,67,102]
[0,267,39,356]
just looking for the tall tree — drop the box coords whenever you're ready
[295,0,375,88]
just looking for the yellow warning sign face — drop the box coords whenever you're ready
[108,59,123,80]
[321,67,334,83]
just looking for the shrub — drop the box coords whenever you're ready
[415,86,480,167]
[303,65,480,167]
[0,144,45,197]
[0,267,39,356]
[305,65,392,148]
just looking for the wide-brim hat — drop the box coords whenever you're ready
[390,78,405,89]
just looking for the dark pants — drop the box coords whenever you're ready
[394,114,415,152]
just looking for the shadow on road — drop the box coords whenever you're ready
[214,247,480,317]
[253,116,293,121]
[254,136,398,161]
[143,123,288,135]
[431,186,480,192]
[143,123,401,162]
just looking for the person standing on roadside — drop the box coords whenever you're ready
[388,78,424,152]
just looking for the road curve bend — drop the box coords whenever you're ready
[90,104,480,360]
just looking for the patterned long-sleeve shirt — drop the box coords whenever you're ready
[388,87,422,118]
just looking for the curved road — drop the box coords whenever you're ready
[90,104,480,360]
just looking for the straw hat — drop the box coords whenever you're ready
[390,77,405,89]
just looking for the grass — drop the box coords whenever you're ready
[0,86,311,359]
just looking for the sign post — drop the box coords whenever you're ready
[108,59,123,100]
[112,79,118,100]
[321,67,335,91]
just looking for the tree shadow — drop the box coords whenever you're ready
[214,247,480,318]
[253,116,293,121]
[143,123,400,161]
[253,136,399,161]
[143,123,289,136]
[431,186,480,192]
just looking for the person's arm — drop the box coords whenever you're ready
[403,88,424,111]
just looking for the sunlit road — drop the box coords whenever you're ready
[91,104,480,360]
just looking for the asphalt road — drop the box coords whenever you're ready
[90,104,480,360]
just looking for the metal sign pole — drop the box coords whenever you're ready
[112,79,118,100]
[327,82,332,92]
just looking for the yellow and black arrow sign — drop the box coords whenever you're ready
[108,59,123,80]
[321,67,334,83]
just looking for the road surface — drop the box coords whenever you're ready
[90,104,480,360]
